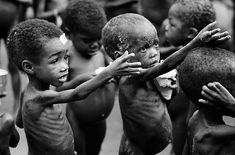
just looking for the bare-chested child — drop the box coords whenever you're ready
[164,0,217,154]
[8,18,142,155]
[101,13,230,155]
[0,112,19,155]
[177,46,235,155]
[59,0,116,154]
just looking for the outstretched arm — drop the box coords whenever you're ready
[140,22,230,82]
[199,82,235,116]
[40,51,142,105]
[56,73,94,91]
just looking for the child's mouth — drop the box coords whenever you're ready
[144,60,159,68]
[59,75,68,82]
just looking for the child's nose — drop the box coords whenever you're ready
[89,41,101,50]
[165,24,169,32]
[60,62,69,72]
[149,51,158,58]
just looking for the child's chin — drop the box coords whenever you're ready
[54,82,64,87]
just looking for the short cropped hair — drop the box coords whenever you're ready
[7,19,63,72]
[62,0,107,35]
[172,0,216,31]
[178,46,235,107]
[102,13,154,59]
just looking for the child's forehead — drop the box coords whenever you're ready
[42,37,69,55]
[123,22,157,40]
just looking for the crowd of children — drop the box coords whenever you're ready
[0,0,235,155]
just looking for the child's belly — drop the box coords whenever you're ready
[68,83,116,122]
[24,112,75,155]
[119,90,173,153]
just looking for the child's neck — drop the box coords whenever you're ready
[199,106,224,124]
[28,76,50,91]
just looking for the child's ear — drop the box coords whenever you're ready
[187,27,198,40]
[114,50,123,59]
[22,60,34,75]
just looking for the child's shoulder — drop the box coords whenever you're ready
[23,89,57,106]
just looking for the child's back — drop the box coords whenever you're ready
[178,46,235,155]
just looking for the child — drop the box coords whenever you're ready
[164,0,216,154]
[177,46,235,155]
[101,13,229,155]
[59,0,116,154]
[0,112,19,155]
[8,18,142,155]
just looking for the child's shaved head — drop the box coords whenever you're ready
[171,0,216,31]
[102,13,156,59]
[7,19,63,72]
[178,46,235,107]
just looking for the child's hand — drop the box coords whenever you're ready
[106,51,143,77]
[195,21,230,45]
[199,82,235,109]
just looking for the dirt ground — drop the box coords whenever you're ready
[0,40,123,155]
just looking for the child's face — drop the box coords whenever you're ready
[165,4,189,46]
[71,30,102,57]
[124,22,160,68]
[33,38,69,87]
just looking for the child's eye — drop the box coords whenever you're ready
[154,43,159,49]
[51,58,58,64]
[64,54,70,60]
[140,47,147,53]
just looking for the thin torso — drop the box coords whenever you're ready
[119,77,172,154]
[22,91,74,155]
[67,48,116,122]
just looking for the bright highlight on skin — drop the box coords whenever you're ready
[59,33,68,45]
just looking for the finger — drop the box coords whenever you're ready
[201,89,216,102]
[120,52,135,62]
[214,81,228,92]
[198,99,214,106]
[168,84,178,89]
[120,71,141,76]
[214,35,231,44]
[124,67,143,73]
[207,82,220,92]
[212,31,229,39]
[126,62,142,67]
[203,21,217,31]
[202,85,221,99]
[209,28,221,36]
